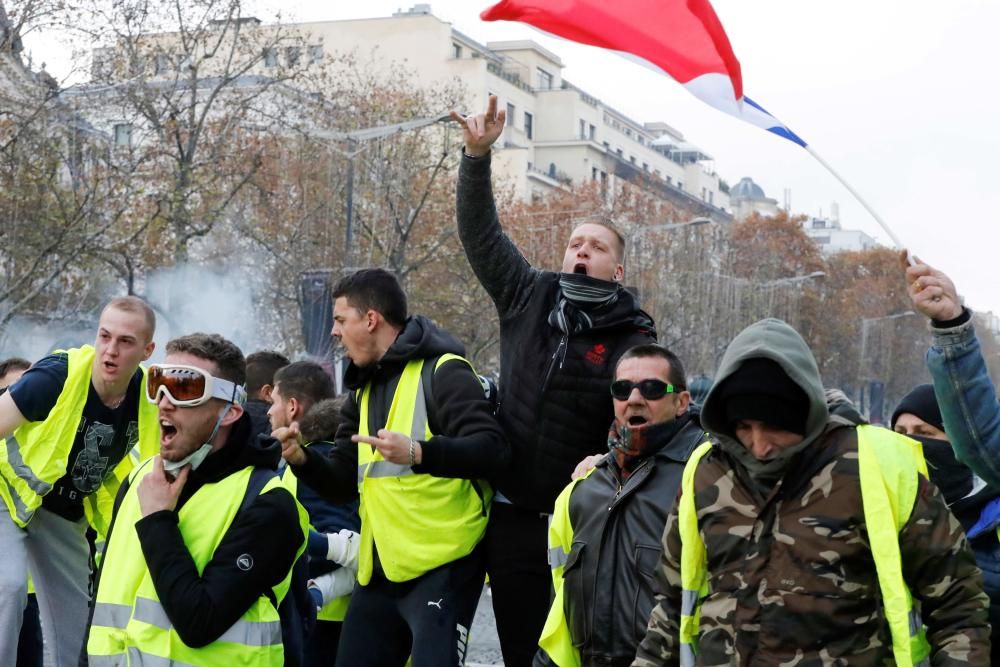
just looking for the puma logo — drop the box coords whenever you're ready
[427,598,443,610]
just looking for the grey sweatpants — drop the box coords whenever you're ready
[0,506,90,666]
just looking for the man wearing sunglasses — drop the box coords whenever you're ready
[453,95,657,666]
[536,344,706,667]
[278,268,507,667]
[86,333,307,666]
[0,297,159,666]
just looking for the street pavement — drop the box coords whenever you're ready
[467,585,504,666]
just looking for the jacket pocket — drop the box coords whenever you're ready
[563,541,587,648]
[633,544,661,642]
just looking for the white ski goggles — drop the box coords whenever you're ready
[146,364,247,407]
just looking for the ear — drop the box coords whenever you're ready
[288,396,301,421]
[676,391,692,415]
[365,309,379,333]
[220,403,244,426]
[613,263,625,283]
[260,384,273,401]
[142,340,156,361]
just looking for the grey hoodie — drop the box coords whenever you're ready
[700,319,832,486]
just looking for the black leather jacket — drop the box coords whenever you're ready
[535,413,706,667]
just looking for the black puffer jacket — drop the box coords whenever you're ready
[458,153,656,513]
[535,412,706,667]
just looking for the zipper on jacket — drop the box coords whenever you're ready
[540,333,569,396]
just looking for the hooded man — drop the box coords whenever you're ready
[279,268,508,667]
[633,319,990,666]
[535,344,706,667]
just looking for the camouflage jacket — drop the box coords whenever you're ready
[632,425,990,666]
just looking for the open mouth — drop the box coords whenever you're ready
[103,361,118,372]
[573,263,588,275]
[160,420,177,442]
[627,415,648,426]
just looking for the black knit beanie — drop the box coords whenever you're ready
[717,358,810,436]
[891,384,944,432]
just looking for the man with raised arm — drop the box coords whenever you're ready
[452,96,656,665]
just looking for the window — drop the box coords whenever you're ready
[537,67,553,90]
[154,53,171,75]
[701,187,707,200]
[308,44,324,64]
[709,191,714,205]
[453,43,463,59]
[579,119,586,139]
[507,103,515,127]
[113,123,133,148]
[285,46,301,67]
[524,111,533,140]
[592,167,598,180]
[263,48,278,68]
[589,124,596,140]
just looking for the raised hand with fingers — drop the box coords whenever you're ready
[449,94,506,158]
[899,250,963,322]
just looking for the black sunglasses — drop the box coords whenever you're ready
[610,379,675,401]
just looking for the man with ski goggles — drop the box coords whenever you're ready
[85,333,306,665]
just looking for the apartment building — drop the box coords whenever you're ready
[86,3,733,221]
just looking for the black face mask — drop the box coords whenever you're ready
[910,434,998,517]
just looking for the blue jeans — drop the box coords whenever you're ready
[927,317,1000,487]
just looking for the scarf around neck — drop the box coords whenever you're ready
[548,273,622,335]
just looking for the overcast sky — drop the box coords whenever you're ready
[25,0,999,314]
[272,0,1000,315]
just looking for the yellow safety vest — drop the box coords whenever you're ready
[0,346,159,539]
[356,354,492,585]
[537,467,595,667]
[678,425,932,667]
[88,458,308,665]
[281,467,351,622]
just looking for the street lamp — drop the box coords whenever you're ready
[622,216,714,275]
[858,310,917,423]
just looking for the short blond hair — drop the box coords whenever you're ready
[103,296,156,342]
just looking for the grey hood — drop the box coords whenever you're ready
[701,318,831,483]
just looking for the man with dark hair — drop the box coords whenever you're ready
[278,268,508,667]
[0,358,30,389]
[269,361,359,664]
[452,96,657,665]
[245,350,291,441]
[86,333,307,664]
[536,344,705,666]
[0,297,160,665]
[633,319,989,666]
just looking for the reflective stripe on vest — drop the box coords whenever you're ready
[87,459,308,665]
[355,353,491,585]
[678,426,932,666]
[0,345,159,529]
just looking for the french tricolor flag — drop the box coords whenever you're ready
[480,0,806,148]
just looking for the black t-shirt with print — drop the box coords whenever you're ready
[8,352,143,521]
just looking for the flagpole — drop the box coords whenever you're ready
[804,145,906,251]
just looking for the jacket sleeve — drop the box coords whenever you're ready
[457,152,540,319]
[900,474,991,665]
[632,503,683,667]
[927,313,1000,488]
[135,486,303,648]
[413,358,509,480]
[289,394,361,504]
